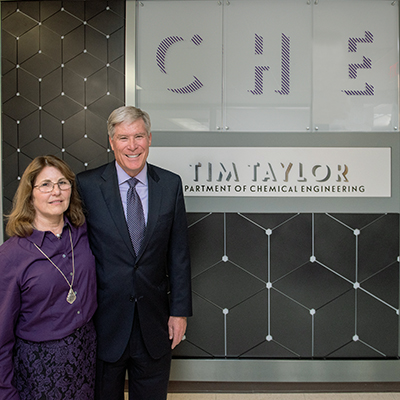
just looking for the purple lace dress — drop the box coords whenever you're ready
[13,320,96,400]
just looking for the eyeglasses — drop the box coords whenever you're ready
[34,180,72,193]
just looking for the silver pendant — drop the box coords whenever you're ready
[66,288,77,304]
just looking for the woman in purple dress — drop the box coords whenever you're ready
[0,155,97,400]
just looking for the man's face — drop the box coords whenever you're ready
[109,118,152,177]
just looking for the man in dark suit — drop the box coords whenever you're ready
[76,106,192,400]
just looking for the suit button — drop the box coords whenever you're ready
[129,296,135,302]
[134,265,139,270]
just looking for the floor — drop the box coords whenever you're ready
[123,380,400,399]
[124,393,400,400]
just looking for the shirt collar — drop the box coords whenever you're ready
[27,217,72,247]
[115,161,148,186]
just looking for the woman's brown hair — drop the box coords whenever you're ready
[6,155,85,237]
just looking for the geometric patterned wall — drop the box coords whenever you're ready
[1,0,124,221]
[2,2,399,361]
[175,213,399,359]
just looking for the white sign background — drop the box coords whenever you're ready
[148,147,391,197]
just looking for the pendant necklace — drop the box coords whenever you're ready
[33,228,76,304]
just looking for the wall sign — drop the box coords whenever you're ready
[132,0,399,132]
[148,147,391,197]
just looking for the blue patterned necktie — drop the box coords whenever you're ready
[127,177,146,255]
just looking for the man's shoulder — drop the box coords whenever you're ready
[148,163,181,183]
[77,162,113,182]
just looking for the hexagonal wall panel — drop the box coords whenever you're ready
[179,212,399,359]
[2,0,125,219]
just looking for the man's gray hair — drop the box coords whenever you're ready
[107,106,151,139]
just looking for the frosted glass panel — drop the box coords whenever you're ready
[313,0,399,132]
[224,1,312,132]
[133,0,398,132]
[136,1,222,131]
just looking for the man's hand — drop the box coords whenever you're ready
[168,316,187,349]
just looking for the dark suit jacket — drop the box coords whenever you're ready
[76,162,192,363]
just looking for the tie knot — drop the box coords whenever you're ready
[128,177,139,188]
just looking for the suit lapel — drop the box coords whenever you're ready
[100,162,136,258]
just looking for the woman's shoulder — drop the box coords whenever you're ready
[0,235,29,266]
[0,235,20,252]
[66,218,88,238]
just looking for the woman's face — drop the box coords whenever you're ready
[32,166,71,224]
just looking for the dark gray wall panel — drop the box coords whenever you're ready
[181,213,399,359]
[1,0,125,222]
